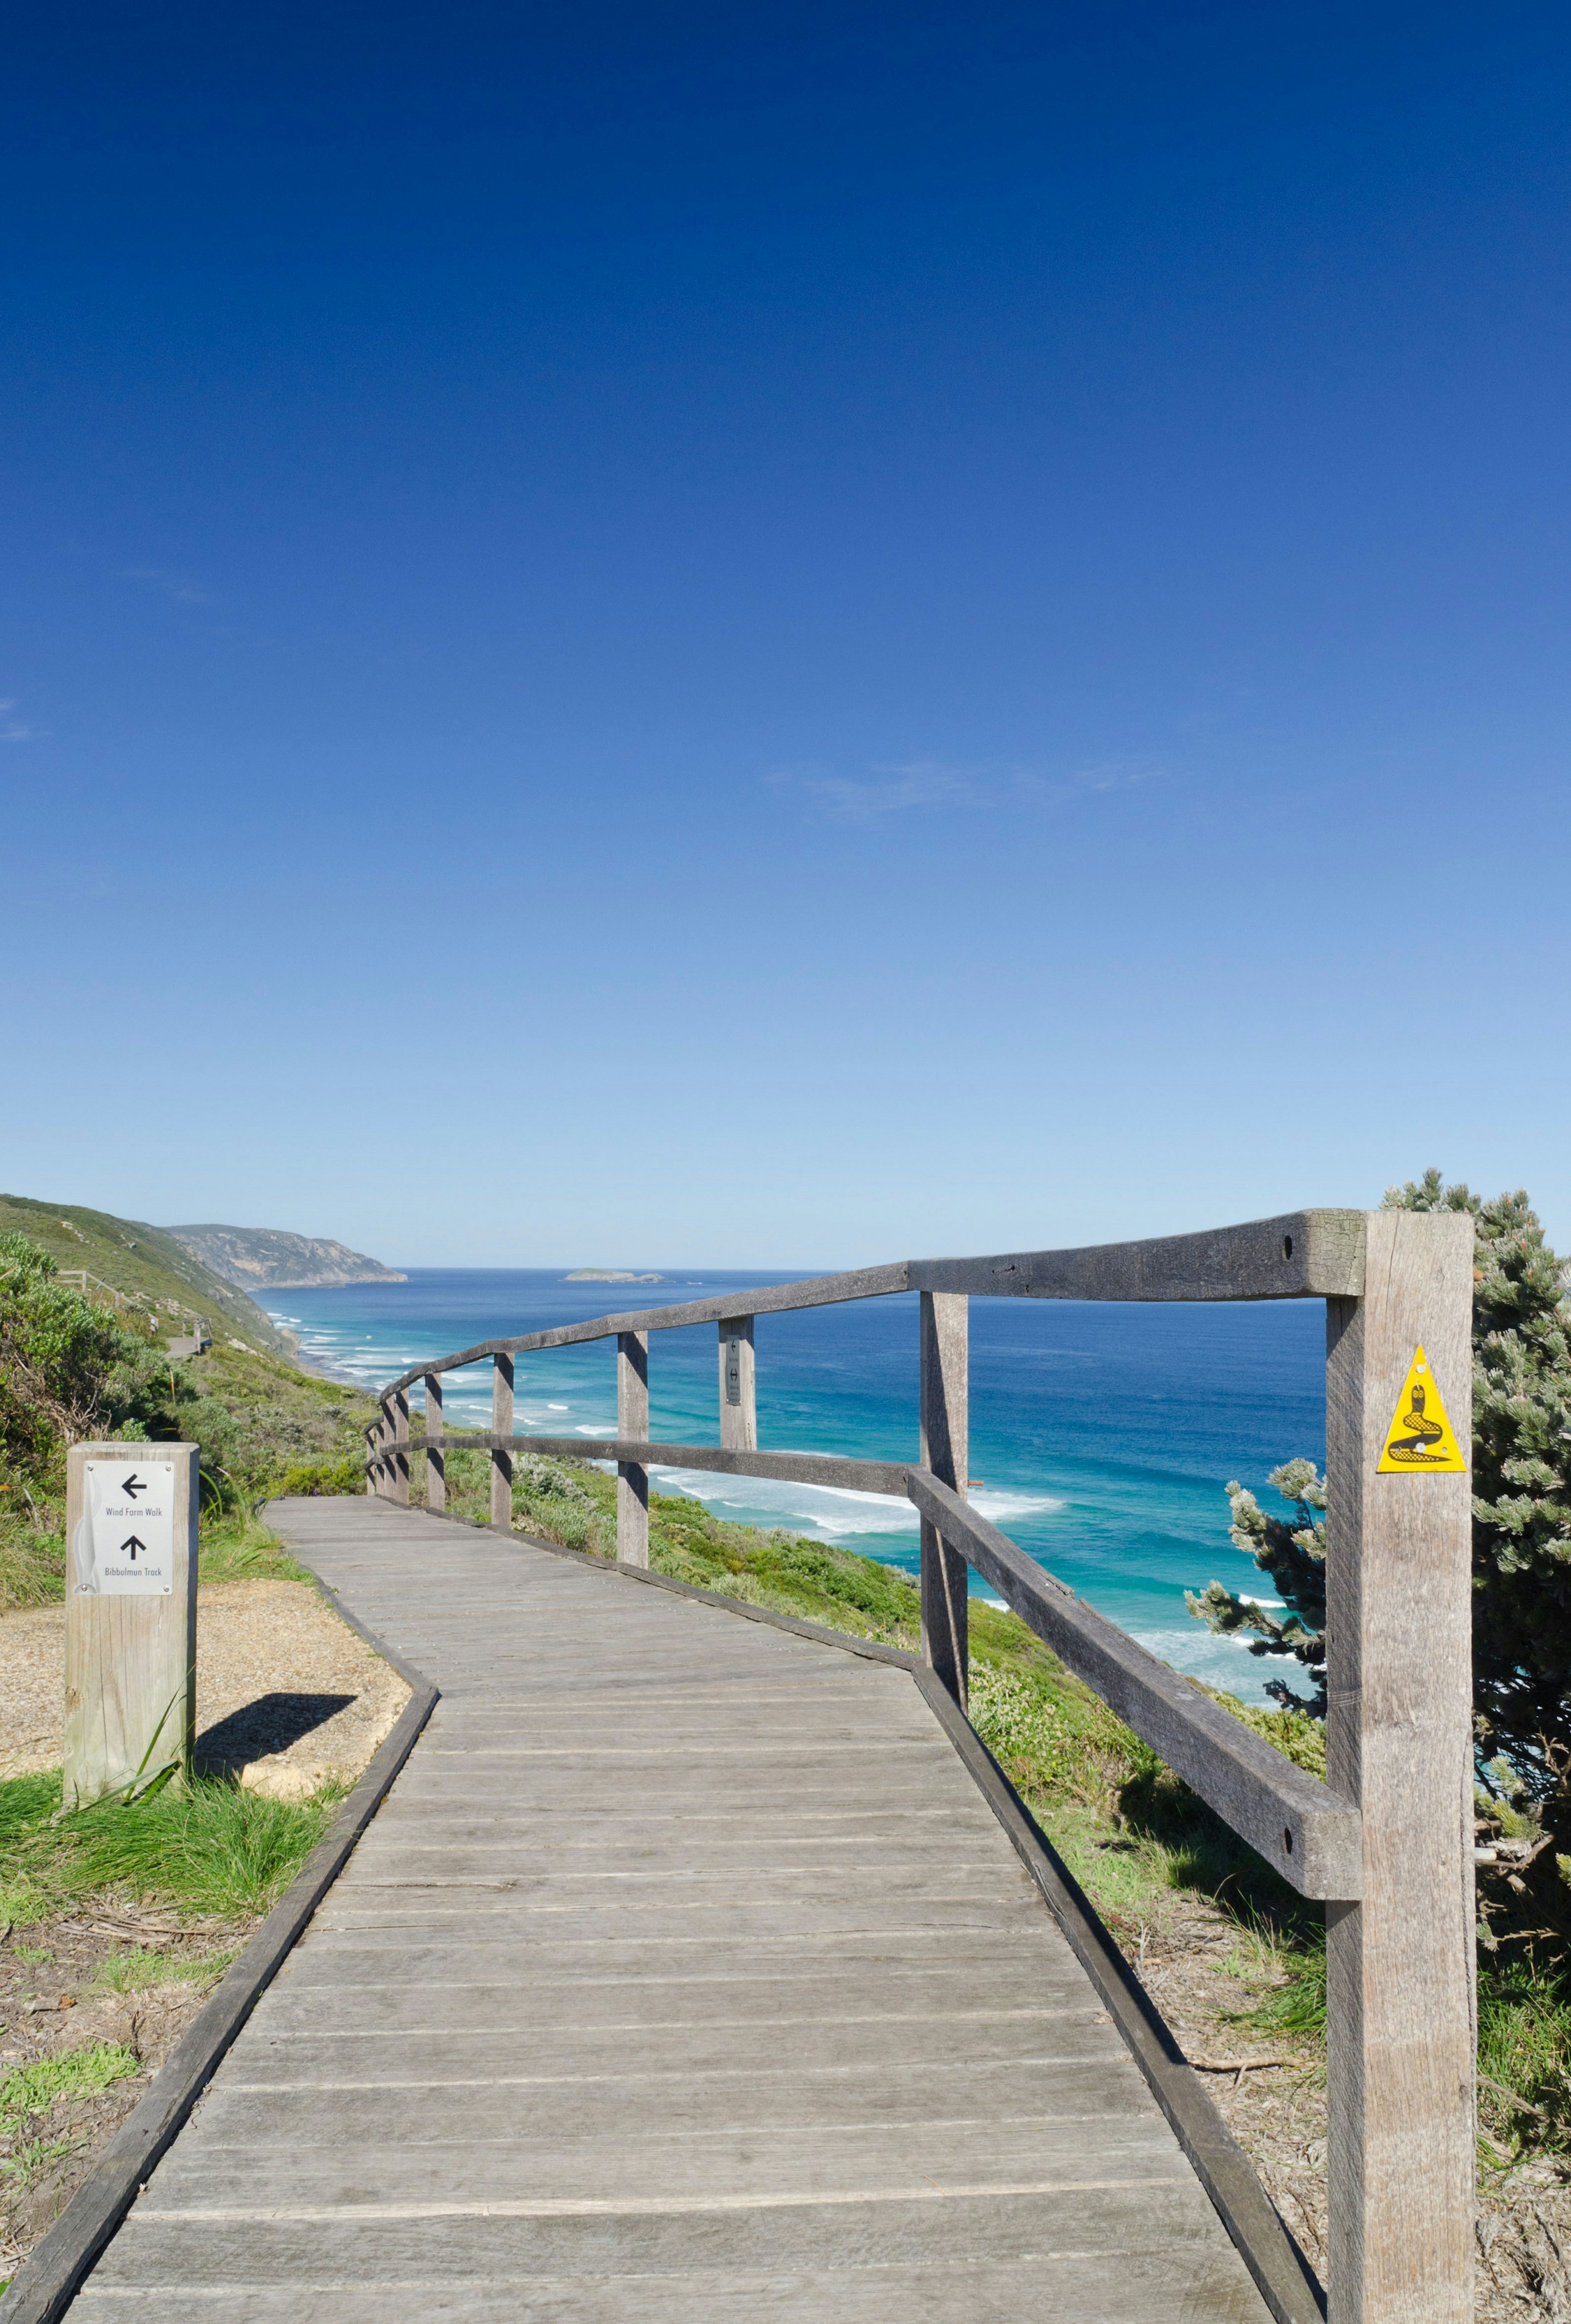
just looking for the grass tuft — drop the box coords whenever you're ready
[0,1769,340,1926]
[0,2044,140,2138]
[196,1508,310,1587]
[91,1944,239,1992]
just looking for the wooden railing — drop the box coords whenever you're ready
[365,1206,1476,2324]
[56,1268,210,1350]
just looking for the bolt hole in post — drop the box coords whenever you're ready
[1283,1234,1294,1260]
[1283,1827,1293,1855]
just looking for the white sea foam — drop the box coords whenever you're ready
[645,1464,1063,1543]
[1130,1625,1279,1706]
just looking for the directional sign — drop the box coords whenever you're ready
[75,1462,177,1595]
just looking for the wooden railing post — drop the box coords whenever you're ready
[617,1329,649,1567]
[491,1354,514,1528]
[364,1424,377,1495]
[1324,1208,1475,2324]
[372,1410,392,1498]
[718,1316,756,1451]
[392,1387,410,1507]
[919,1290,969,1710]
[425,1372,445,1512]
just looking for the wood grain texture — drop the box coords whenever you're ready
[489,1355,513,1527]
[1324,1210,1475,2324]
[910,1210,1366,1306]
[718,1317,757,1452]
[616,1331,650,1568]
[919,1291,969,1710]
[68,1499,1276,2324]
[423,1373,445,1511]
[908,1471,1361,1900]
[391,1389,410,1507]
[63,1442,199,1811]
[0,1650,437,2324]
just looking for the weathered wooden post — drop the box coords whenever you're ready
[64,1443,199,1810]
[718,1316,756,1451]
[919,1291,969,1710]
[491,1354,514,1528]
[425,1371,445,1512]
[1324,1207,1475,2324]
[617,1329,650,1567]
[373,1407,393,1497]
[392,1386,410,1507]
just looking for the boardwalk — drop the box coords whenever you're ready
[73,1498,1272,2322]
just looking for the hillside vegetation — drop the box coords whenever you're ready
[0,1222,375,1608]
[0,1195,288,1354]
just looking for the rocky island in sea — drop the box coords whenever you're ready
[563,1268,665,1282]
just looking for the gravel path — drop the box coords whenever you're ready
[0,1579,410,1796]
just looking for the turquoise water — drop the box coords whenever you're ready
[267,1269,1326,1705]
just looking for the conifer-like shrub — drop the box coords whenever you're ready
[1189,1169,1571,1928]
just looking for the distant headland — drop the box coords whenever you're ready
[168,1224,408,1290]
[563,1269,666,1283]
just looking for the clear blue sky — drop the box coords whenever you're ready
[5,2,1569,1265]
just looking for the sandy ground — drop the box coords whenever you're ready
[0,1578,410,1797]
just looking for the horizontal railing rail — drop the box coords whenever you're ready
[362,1204,1477,2322]
[371,1208,1368,1398]
[405,1432,915,1499]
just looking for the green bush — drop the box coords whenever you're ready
[273,1455,366,1497]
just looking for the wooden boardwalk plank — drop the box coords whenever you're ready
[72,1499,1272,2322]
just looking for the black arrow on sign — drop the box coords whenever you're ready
[121,1535,148,1561]
[121,1472,146,1497]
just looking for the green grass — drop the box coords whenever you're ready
[195,1507,311,1587]
[0,2044,140,2138]
[0,1517,65,1609]
[91,1944,239,1992]
[0,2042,142,2202]
[0,1769,340,1928]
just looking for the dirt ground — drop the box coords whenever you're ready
[0,1577,410,1795]
[0,1577,410,2283]
[1123,1889,1571,2320]
[0,1903,241,2279]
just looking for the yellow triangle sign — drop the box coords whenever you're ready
[1377,1346,1467,1473]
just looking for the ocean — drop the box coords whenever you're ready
[266,1269,1327,1706]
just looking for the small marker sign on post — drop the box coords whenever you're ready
[1377,1346,1468,1473]
[64,1441,199,1810]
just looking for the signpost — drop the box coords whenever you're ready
[64,1442,199,1810]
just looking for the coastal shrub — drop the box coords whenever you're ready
[968,1666,1076,1789]
[274,1455,365,1497]
[0,1235,165,1486]
[1189,1170,1571,1935]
